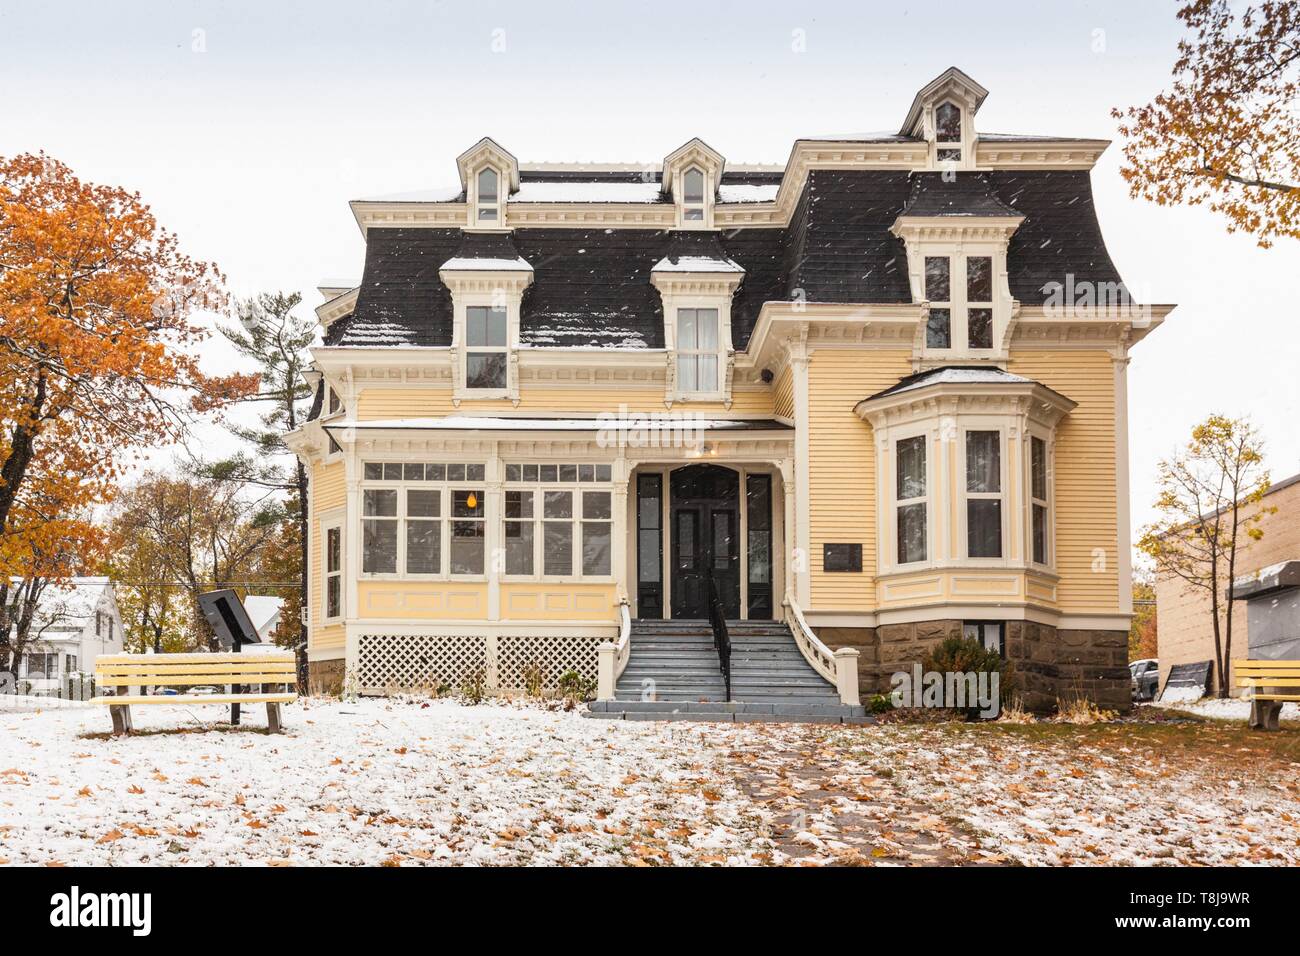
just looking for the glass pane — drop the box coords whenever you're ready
[896,435,927,500]
[968,308,993,349]
[477,166,498,202]
[746,474,771,530]
[406,520,441,574]
[467,306,487,347]
[363,489,397,517]
[326,575,341,618]
[677,308,697,350]
[478,207,498,221]
[935,102,962,142]
[696,309,718,349]
[638,476,661,528]
[467,352,507,389]
[967,499,1003,558]
[677,512,695,568]
[364,462,382,480]
[582,522,611,576]
[466,463,485,482]
[926,308,951,349]
[924,256,950,302]
[578,464,593,482]
[966,431,1001,493]
[383,463,403,481]
[453,489,483,518]
[326,527,341,573]
[362,520,397,573]
[583,491,611,520]
[697,354,718,392]
[967,256,993,302]
[559,463,576,482]
[897,502,927,564]
[1032,504,1047,564]
[426,463,446,481]
[683,167,704,203]
[1031,437,1047,501]
[595,464,611,482]
[677,355,697,393]
[748,531,771,584]
[403,463,423,481]
[712,513,732,571]
[523,464,538,482]
[450,521,484,575]
[407,489,440,517]
[937,148,961,163]
[506,464,521,482]
[487,308,507,347]
[544,490,572,518]
[539,464,557,482]
[963,622,981,643]
[544,522,573,576]
[505,520,534,575]
[447,463,465,482]
[684,207,704,221]
[505,490,533,519]
[638,529,661,583]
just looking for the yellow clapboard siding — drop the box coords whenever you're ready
[356,386,775,421]
[1007,350,1118,614]
[807,349,914,611]
[309,460,345,643]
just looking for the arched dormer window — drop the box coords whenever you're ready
[682,167,706,222]
[935,102,963,163]
[475,167,500,223]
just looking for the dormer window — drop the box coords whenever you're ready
[676,307,720,393]
[475,167,500,223]
[465,306,508,389]
[918,251,1001,354]
[935,102,963,163]
[682,167,706,222]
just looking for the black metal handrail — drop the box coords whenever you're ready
[705,569,731,701]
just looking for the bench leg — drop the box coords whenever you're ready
[109,704,132,736]
[1249,698,1283,731]
[266,702,283,734]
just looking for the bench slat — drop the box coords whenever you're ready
[1233,660,1300,670]
[1242,693,1300,702]
[96,674,297,687]
[92,693,297,706]
[1236,678,1300,687]
[97,663,296,677]
[96,653,294,665]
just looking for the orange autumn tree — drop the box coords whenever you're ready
[0,153,256,672]
[1113,0,1300,246]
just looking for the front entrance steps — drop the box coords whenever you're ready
[586,620,868,724]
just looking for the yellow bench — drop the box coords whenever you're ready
[1233,659,1300,731]
[93,652,298,735]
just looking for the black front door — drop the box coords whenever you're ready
[670,464,740,619]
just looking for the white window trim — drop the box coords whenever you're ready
[359,469,488,582]
[914,242,1008,359]
[888,427,934,570]
[321,512,344,624]
[1027,428,1055,570]
[500,481,615,583]
[931,99,970,170]
[471,164,503,227]
[443,277,530,404]
[958,423,1010,565]
[652,283,739,405]
[678,165,711,228]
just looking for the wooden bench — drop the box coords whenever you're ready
[1233,659,1300,730]
[93,652,298,735]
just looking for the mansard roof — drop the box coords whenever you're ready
[329,167,1125,352]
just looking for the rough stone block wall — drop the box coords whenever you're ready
[308,657,345,697]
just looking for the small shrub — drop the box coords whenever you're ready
[866,693,894,715]
[521,661,546,698]
[340,666,361,703]
[460,667,488,705]
[556,669,596,703]
[922,636,1015,720]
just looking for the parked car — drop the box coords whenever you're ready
[1129,658,1159,702]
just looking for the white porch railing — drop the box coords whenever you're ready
[783,592,860,706]
[597,601,632,701]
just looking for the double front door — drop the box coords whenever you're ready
[669,464,741,620]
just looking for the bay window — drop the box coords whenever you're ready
[360,462,485,577]
[896,435,928,564]
[324,524,343,620]
[965,430,1003,558]
[502,463,614,579]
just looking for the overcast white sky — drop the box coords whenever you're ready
[2,0,1297,541]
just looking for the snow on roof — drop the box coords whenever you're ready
[9,577,112,632]
[651,255,745,274]
[718,184,780,203]
[243,595,284,635]
[510,181,664,203]
[889,367,1033,394]
[357,186,464,203]
[439,256,534,272]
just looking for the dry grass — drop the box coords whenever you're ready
[1053,696,1118,725]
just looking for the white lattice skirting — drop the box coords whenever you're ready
[357,633,603,695]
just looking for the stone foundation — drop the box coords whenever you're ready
[818,620,1130,713]
[308,657,346,697]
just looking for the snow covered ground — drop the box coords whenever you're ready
[2,698,1298,866]
[1153,696,1300,722]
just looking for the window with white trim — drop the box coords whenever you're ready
[924,257,951,348]
[465,306,508,390]
[676,307,720,394]
[360,462,486,577]
[327,387,341,415]
[503,463,614,579]
[966,256,993,349]
[475,166,500,223]
[923,253,996,352]
[682,166,706,222]
[324,524,343,620]
[965,430,1003,558]
[896,435,928,564]
[935,101,963,163]
[1030,435,1049,565]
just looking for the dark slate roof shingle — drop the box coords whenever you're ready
[899,172,1022,218]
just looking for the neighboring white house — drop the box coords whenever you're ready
[15,577,124,694]
[243,595,284,643]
